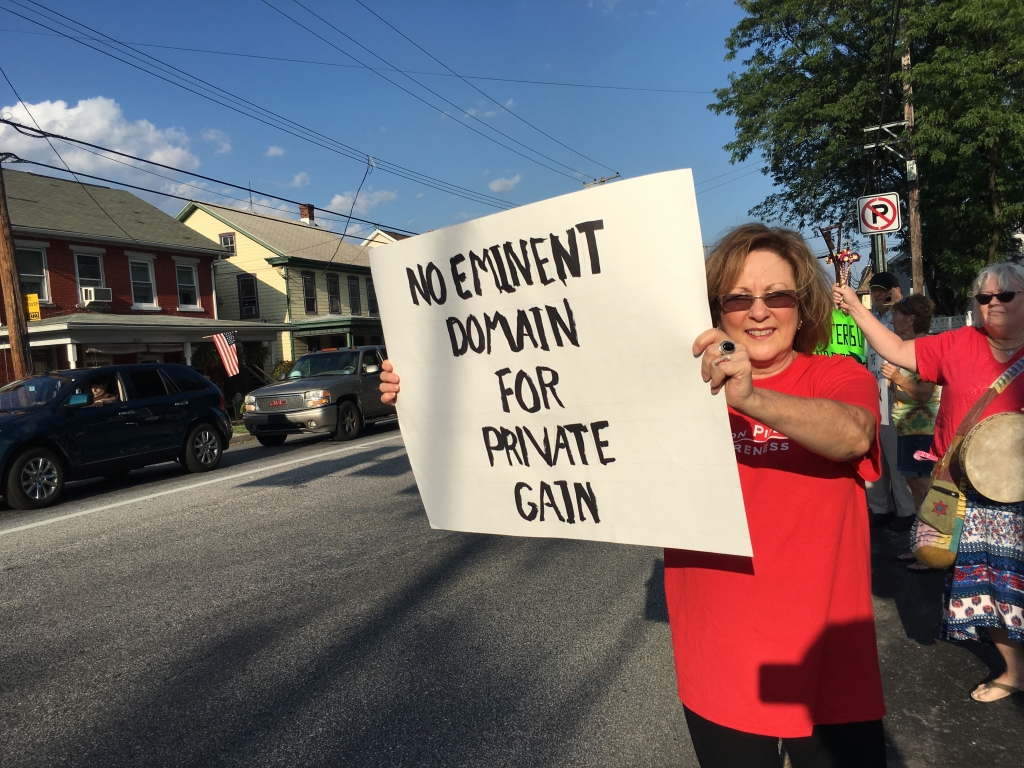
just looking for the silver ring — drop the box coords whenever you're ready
[718,340,736,355]
[713,355,731,366]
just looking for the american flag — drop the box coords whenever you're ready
[212,331,240,377]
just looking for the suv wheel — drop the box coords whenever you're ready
[184,423,223,472]
[334,401,362,441]
[256,434,287,447]
[7,447,65,510]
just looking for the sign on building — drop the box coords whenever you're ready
[369,170,751,555]
[857,193,902,234]
[23,293,40,322]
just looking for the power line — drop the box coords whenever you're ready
[695,166,767,195]
[0,63,141,245]
[694,161,768,187]
[349,0,617,175]
[0,118,419,234]
[262,0,590,182]
[0,27,715,94]
[2,1,516,211]
[16,0,515,208]
[1,155,404,245]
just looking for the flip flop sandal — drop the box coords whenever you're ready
[896,551,917,562]
[906,561,931,572]
[970,681,1023,703]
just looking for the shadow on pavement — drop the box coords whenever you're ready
[41,534,662,768]
[645,558,669,623]
[870,527,946,645]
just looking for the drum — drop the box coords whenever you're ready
[960,412,1024,504]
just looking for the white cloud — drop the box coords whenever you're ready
[202,128,232,154]
[0,96,199,176]
[289,171,310,187]
[266,145,284,157]
[588,0,620,13]
[505,98,516,109]
[488,174,521,193]
[327,188,398,216]
[415,192,424,198]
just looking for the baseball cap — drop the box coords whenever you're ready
[869,272,900,290]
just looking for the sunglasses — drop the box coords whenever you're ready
[975,291,1017,305]
[719,290,799,313]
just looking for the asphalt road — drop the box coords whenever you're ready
[0,426,1021,767]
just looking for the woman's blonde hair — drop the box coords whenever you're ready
[705,223,833,354]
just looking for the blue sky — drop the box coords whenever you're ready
[0,0,780,246]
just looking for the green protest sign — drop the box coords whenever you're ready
[817,307,866,363]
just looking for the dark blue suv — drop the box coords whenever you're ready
[0,364,232,510]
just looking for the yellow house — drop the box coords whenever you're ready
[176,202,385,365]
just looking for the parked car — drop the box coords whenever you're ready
[0,364,232,510]
[243,346,395,446]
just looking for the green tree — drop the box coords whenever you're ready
[711,0,1024,312]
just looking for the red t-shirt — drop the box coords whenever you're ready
[915,326,1024,460]
[664,353,884,738]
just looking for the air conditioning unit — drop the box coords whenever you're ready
[81,286,113,304]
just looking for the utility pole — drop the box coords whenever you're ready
[0,162,32,379]
[902,40,924,295]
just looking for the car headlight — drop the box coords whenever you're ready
[244,394,256,412]
[303,389,330,408]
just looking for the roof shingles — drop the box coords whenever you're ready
[185,202,370,267]
[4,169,224,253]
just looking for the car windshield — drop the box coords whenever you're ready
[0,375,70,410]
[288,351,360,378]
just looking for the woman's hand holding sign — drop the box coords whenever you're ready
[379,359,401,405]
[692,330,756,410]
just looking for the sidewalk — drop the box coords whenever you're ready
[870,525,1023,767]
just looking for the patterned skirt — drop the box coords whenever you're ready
[941,491,1024,644]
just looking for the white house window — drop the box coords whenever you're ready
[220,233,236,253]
[75,253,104,289]
[176,265,200,308]
[129,260,158,308]
[15,248,48,302]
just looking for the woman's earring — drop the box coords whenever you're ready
[798,320,803,329]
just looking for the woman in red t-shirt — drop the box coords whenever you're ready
[380,224,887,767]
[836,262,1024,704]
[673,224,885,767]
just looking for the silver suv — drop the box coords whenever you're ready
[243,346,395,446]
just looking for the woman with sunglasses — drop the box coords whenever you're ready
[680,224,885,767]
[835,262,1024,703]
[381,223,887,767]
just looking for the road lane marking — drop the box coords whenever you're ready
[0,435,405,539]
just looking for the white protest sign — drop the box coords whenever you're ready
[369,170,751,555]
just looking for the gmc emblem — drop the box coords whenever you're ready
[269,399,286,407]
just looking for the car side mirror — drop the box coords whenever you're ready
[277,372,287,381]
[364,364,380,374]
[66,392,93,408]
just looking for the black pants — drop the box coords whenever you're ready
[684,707,887,768]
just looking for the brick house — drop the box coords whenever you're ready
[0,169,286,384]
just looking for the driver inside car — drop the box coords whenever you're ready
[87,378,119,407]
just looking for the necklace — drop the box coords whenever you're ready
[988,334,1024,356]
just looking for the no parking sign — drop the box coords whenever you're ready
[857,193,901,234]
